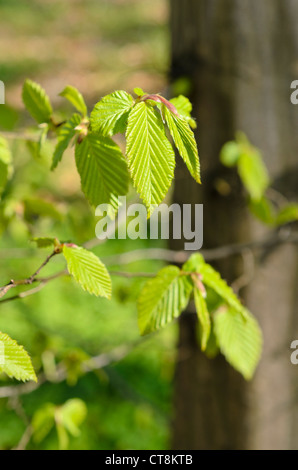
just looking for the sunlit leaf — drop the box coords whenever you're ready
[275,204,298,226]
[214,307,262,380]
[238,149,270,201]
[137,266,192,335]
[164,107,200,183]
[0,136,12,195]
[63,245,112,298]
[126,101,175,215]
[51,113,81,170]
[75,133,129,215]
[60,85,87,116]
[169,95,196,128]
[90,90,134,136]
[220,141,241,167]
[194,287,210,351]
[0,332,37,382]
[22,79,53,124]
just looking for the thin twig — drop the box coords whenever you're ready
[1,231,297,304]
[14,425,33,451]
[109,271,155,278]
[0,251,57,300]
[103,232,298,266]
[8,396,32,450]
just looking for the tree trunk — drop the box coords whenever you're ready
[170,0,298,450]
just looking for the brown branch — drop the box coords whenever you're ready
[1,229,297,304]
[0,270,67,304]
[0,251,58,300]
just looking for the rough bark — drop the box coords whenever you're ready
[170,0,298,450]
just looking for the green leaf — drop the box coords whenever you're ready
[184,254,247,318]
[237,148,270,201]
[60,85,87,116]
[134,87,145,97]
[75,133,129,215]
[63,245,112,299]
[170,95,192,117]
[194,287,210,351]
[182,253,205,273]
[59,398,87,437]
[164,106,200,183]
[90,90,134,136]
[38,123,49,158]
[0,136,13,195]
[220,141,241,167]
[249,196,275,225]
[275,204,298,226]
[169,95,196,128]
[56,422,69,450]
[32,403,56,443]
[51,113,81,170]
[214,307,262,380]
[0,331,37,382]
[31,237,57,248]
[200,263,248,318]
[137,266,192,335]
[126,101,175,215]
[32,399,86,448]
[22,79,53,124]
[202,325,220,359]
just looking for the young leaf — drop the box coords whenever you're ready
[38,123,49,158]
[90,90,134,136]
[60,85,87,116]
[199,262,248,318]
[194,287,211,351]
[126,101,175,215]
[51,113,81,170]
[249,197,275,225]
[237,149,270,201]
[137,266,192,335]
[134,87,145,97]
[214,307,262,380]
[164,106,201,183]
[0,331,37,382]
[32,403,56,443]
[59,398,87,437]
[22,79,53,124]
[170,95,192,117]
[63,245,112,299]
[0,136,13,195]
[220,141,241,167]
[169,95,196,128]
[75,133,129,214]
[275,204,298,226]
[184,254,247,318]
[182,253,205,273]
[202,325,220,359]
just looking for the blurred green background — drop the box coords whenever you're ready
[0,0,176,450]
